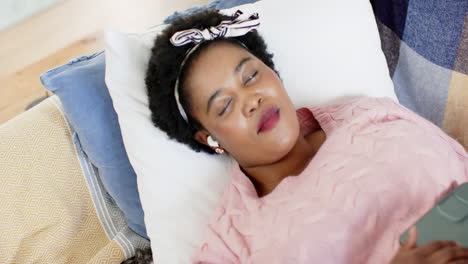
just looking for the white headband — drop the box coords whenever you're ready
[170,10,261,123]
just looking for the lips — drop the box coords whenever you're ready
[257,106,280,134]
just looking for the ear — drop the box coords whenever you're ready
[194,130,211,147]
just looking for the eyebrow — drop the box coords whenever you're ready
[206,57,252,114]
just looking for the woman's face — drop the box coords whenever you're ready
[185,41,300,167]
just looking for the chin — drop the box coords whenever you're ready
[257,109,301,159]
[271,129,299,156]
[277,113,300,145]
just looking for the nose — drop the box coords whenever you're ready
[242,93,263,117]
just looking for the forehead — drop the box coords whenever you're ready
[184,41,253,99]
[189,41,251,79]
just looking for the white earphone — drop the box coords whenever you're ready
[207,136,219,148]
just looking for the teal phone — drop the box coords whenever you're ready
[400,182,468,247]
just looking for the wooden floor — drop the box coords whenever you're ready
[0,0,207,125]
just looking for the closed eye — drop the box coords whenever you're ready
[218,99,232,116]
[245,70,258,84]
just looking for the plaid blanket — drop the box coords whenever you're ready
[370,0,468,149]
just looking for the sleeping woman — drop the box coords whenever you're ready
[143,9,468,264]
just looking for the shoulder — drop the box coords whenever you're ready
[308,96,399,115]
[302,96,403,133]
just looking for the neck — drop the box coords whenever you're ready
[240,133,318,197]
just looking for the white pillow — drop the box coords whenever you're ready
[104,1,397,263]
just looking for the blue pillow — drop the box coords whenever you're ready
[163,0,219,23]
[215,0,257,9]
[163,0,257,24]
[40,52,148,239]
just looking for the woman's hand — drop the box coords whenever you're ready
[389,226,468,264]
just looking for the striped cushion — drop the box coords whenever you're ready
[0,96,148,263]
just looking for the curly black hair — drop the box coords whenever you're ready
[145,9,279,154]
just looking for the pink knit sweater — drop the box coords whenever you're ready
[192,97,468,264]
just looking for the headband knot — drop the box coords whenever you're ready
[170,10,260,46]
